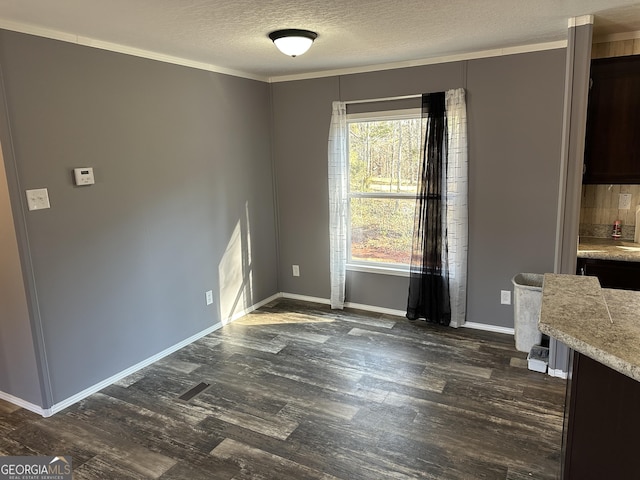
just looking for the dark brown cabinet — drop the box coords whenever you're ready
[563,352,640,479]
[576,257,640,290]
[584,56,640,184]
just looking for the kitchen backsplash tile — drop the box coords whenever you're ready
[580,223,635,241]
[580,184,640,240]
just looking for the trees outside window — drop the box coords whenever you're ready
[347,112,422,267]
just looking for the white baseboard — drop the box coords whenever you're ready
[225,293,282,323]
[463,322,515,336]
[547,368,569,379]
[344,301,407,318]
[280,292,515,335]
[45,292,283,417]
[45,321,228,417]
[281,293,408,318]
[280,292,329,305]
[281,293,407,318]
[4,291,517,417]
[3,292,283,417]
[0,390,48,417]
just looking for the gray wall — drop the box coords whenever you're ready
[271,77,338,297]
[466,52,566,327]
[0,28,567,409]
[0,31,278,406]
[272,50,566,328]
[0,148,42,405]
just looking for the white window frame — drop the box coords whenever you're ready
[346,108,421,277]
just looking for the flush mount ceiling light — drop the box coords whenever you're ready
[268,29,318,57]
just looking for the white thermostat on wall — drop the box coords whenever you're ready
[74,167,95,186]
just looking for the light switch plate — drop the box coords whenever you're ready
[619,193,632,210]
[25,188,51,211]
[205,290,214,306]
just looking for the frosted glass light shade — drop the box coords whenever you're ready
[273,36,313,56]
[269,29,317,57]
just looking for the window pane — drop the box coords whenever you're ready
[349,119,422,194]
[350,197,414,265]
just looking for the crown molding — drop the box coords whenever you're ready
[268,40,567,83]
[0,19,268,82]
[568,15,595,28]
[593,30,640,44]
[0,18,567,85]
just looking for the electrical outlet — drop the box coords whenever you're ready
[205,290,214,306]
[292,265,300,277]
[501,290,511,305]
[619,193,632,210]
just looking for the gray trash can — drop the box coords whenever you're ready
[511,273,543,353]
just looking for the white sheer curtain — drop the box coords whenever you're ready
[328,101,348,309]
[445,88,468,328]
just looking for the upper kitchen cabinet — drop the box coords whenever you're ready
[584,56,640,184]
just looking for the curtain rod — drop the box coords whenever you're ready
[343,94,422,105]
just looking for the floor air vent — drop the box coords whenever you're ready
[178,382,210,401]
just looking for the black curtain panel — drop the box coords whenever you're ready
[406,92,451,325]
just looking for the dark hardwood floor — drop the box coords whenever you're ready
[0,298,566,479]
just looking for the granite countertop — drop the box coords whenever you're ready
[578,236,640,262]
[539,273,640,382]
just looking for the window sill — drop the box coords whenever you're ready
[346,263,410,277]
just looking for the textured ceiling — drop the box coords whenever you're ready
[0,0,638,81]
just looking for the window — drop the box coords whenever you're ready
[347,109,422,270]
